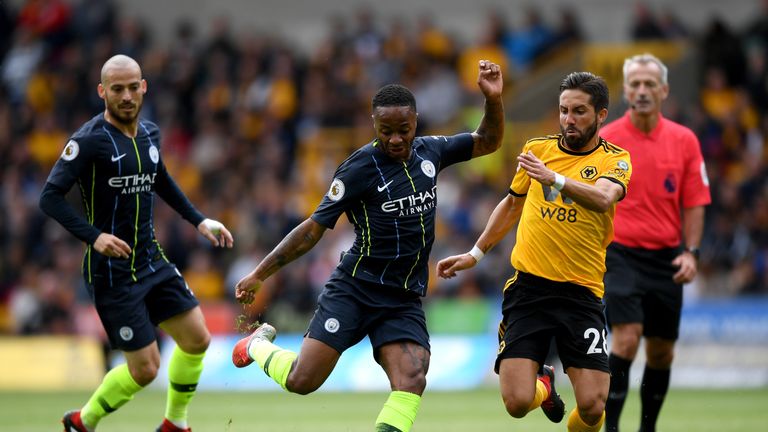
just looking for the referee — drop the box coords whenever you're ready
[600,53,711,432]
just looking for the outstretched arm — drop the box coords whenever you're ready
[235,218,327,304]
[436,193,524,279]
[155,164,234,248]
[471,60,505,158]
[154,162,206,225]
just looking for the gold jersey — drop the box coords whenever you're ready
[509,134,632,298]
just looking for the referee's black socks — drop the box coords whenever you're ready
[639,366,670,432]
[605,354,632,432]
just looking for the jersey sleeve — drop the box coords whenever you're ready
[46,138,95,190]
[426,133,474,170]
[509,141,532,196]
[39,137,102,244]
[680,131,712,208]
[155,159,205,227]
[598,150,632,200]
[311,156,367,229]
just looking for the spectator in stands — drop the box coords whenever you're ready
[26,111,68,169]
[657,8,690,40]
[16,0,72,54]
[502,6,554,72]
[744,42,768,113]
[113,15,149,61]
[0,2,15,61]
[744,0,768,50]
[551,7,584,47]
[1,27,45,104]
[71,0,116,50]
[415,13,456,63]
[630,1,666,40]
[701,17,747,87]
[351,6,384,64]
[458,21,510,93]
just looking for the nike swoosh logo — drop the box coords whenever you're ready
[111,153,126,162]
[377,180,393,192]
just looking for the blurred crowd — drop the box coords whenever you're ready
[1,0,768,337]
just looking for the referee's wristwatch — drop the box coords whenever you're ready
[685,246,700,260]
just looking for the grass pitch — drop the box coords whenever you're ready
[1,387,766,431]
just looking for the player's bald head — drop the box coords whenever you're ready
[101,54,142,83]
[98,54,146,127]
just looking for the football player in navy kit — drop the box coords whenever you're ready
[231,60,504,432]
[40,54,233,432]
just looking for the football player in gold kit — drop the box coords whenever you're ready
[437,72,631,432]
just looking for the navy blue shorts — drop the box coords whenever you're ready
[88,262,199,351]
[603,243,683,340]
[495,271,609,373]
[305,269,430,360]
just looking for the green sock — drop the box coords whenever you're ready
[247,339,297,391]
[80,364,143,427]
[165,346,205,428]
[375,391,422,432]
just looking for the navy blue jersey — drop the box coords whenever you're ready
[40,114,204,284]
[312,133,474,296]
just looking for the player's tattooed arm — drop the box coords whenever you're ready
[261,218,326,278]
[471,59,505,158]
[235,218,327,303]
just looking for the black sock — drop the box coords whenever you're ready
[606,354,632,432]
[639,366,670,432]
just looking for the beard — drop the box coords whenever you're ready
[561,118,598,150]
[106,100,142,125]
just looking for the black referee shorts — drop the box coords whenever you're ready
[603,243,683,340]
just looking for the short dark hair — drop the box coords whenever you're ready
[372,84,417,111]
[559,72,609,113]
